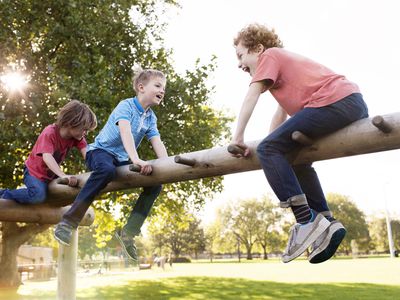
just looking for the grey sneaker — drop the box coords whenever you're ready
[282,212,330,263]
[308,220,346,264]
[115,229,138,262]
[54,222,74,246]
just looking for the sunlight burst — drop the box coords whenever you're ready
[0,72,28,92]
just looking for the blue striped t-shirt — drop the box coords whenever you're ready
[87,97,160,162]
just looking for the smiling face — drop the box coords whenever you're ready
[235,42,264,77]
[138,76,166,108]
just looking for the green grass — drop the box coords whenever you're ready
[1,258,399,300]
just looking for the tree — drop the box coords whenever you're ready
[205,219,222,262]
[0,0,231,288]
[186,218,206,259]
[392,219,400,252]
[147,203,205,259]
[369,216,400,253]
[220,198,266,260]
[255,196,284,259]
[327,193,370,254]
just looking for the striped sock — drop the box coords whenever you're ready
[291,204,312,224]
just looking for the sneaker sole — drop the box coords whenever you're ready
[54,233,71,247]
[308,222,344,259]
[309,226,346,264]
[282,216,330,263]
[114,232,138,262]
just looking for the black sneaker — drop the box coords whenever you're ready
[54,222,74,246]
[115,229,138,262]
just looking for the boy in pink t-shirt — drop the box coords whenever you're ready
[0,100,97,204]
[230,24,368,264]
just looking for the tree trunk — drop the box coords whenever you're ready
[0,222,49,288]
[0,224,20,288]
[262,246,268,260]
[246,245,253,260]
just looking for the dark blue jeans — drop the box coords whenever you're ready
[0,167,47,204]
[256,93,368,213]
[62,149,162,228]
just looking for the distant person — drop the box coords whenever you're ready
[54,68,168,265]
[230,23,368,263]
[0,100,97,203]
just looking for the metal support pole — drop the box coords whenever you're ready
[384,182,396,258]
[57,228,78,300]
[385,211,396,258]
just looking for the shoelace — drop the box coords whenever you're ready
[284,224,300,254]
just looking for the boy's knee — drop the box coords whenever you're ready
[28,190,47,204]
[256,139,273,157]
[94,163,116,181]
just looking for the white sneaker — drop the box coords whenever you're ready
[308,220,346,264]
[282,213,330,263]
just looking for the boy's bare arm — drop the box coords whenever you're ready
[80,147,87,160]
[269,105,288,133]
[118,119,152,175]
[42,153,66,178]
[118,119,140,161]
[232,81,267,143]
[150,136,168,159]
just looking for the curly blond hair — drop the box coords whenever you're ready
[234,23,283,52]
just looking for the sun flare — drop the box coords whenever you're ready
[0,72,28,92]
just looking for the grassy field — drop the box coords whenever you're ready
[1,257,399,299]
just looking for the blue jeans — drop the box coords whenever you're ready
[0,168,47,204]
[62,149,162,228]
[256,93,368,213]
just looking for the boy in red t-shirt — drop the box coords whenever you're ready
[230,24,368,264]
[0,100,97,204]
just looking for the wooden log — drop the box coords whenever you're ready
[227,144,246,156]
[40,112,400,206]
[57,228,78,300]
[292,131,313,146]
[0,200,94,225]
[174,155,196,167]
[128,164,142,172]
[372,115,392,133]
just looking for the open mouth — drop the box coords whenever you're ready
[242,67,250,73]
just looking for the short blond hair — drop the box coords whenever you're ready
[132,68,166,93]
[234,23,283,52]
[56,100,97,131]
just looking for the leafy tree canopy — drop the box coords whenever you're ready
[0,0,232,256]
[0,0,231,209]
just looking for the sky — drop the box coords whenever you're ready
[163,0,400,222]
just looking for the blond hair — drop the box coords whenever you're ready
[56,100,97,131]
[132,67,166,92]
[234,23,284,52]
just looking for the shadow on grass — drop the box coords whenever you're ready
[1,277,399,300]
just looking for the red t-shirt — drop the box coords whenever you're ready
[25,124,87,181]
[251,48,360,116]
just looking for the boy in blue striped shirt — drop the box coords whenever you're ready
[54,69,168,262]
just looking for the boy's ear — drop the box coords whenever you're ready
[137,82,145,93]
[256,44,265,53]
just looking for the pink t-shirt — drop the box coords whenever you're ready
[251,48,360,116]
[25,124,87,181]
